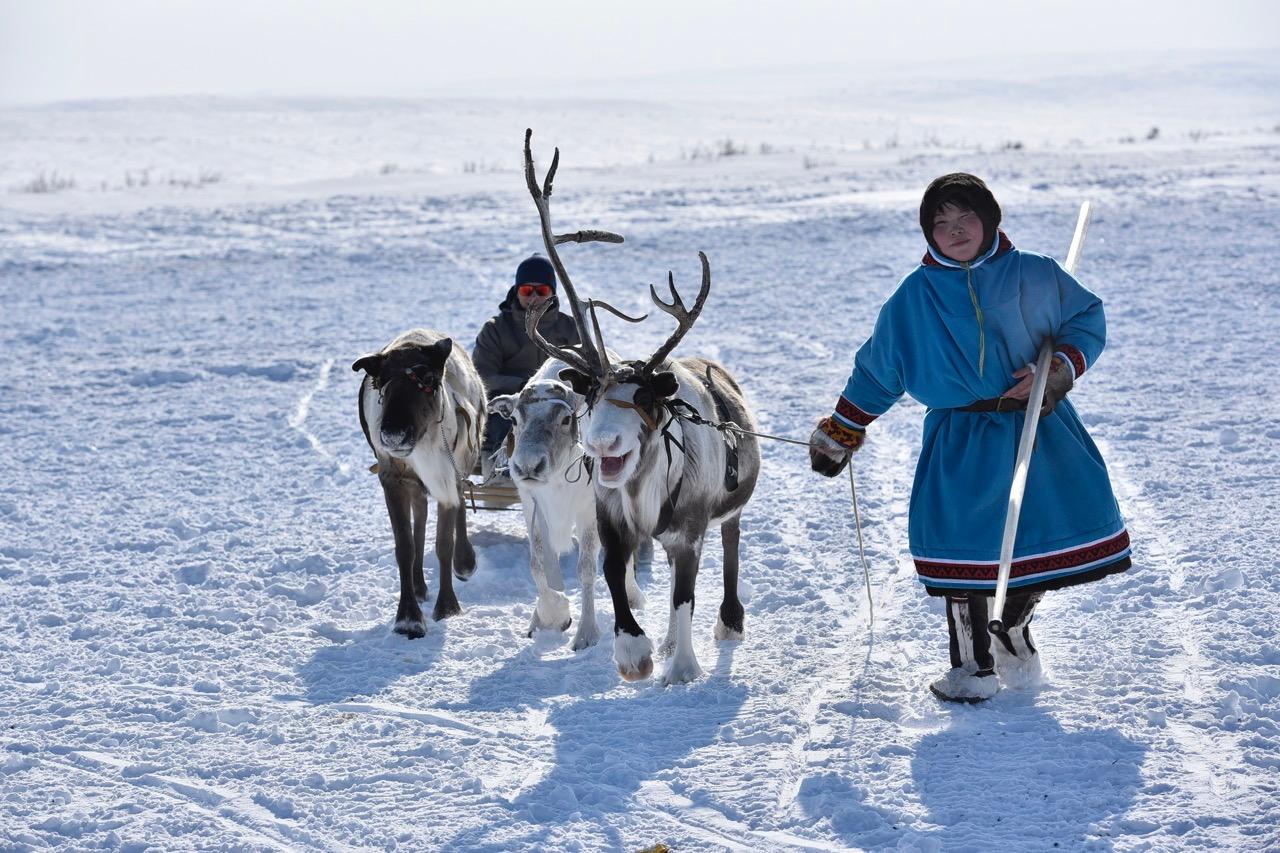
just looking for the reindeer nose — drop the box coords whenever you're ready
[511,456,548,481]
[588,433,623,456]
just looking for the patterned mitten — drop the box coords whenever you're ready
[1040,357,1075,417]
[809,417,865,477]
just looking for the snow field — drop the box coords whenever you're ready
[2,102,1279,849]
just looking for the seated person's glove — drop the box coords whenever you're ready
[1039,356,1074,417]
[809,416,866,477]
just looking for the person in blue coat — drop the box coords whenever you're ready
[809,173,1131,702]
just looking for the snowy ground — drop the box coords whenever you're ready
[2,57,1279,851]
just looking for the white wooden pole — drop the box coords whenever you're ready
[988,201,1093,633]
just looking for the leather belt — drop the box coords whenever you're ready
[957,396,1027,413]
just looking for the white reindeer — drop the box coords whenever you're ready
[520,130,760,685]
[488,357,644,650]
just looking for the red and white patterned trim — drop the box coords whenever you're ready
[913,529,1130,587]
[1054,344,1087,380]
[833,395,877,430]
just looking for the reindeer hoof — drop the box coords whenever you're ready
[393,617,427,639]
[571,628,601,651]
[618,657,654,682]
[454,539,477,579]
[432,596,462,621]
[529,616,572,638]
[614,632,654,681]
[714,616,744,641]
[661,657,704,686]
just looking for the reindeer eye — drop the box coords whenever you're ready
[561,414,571,426]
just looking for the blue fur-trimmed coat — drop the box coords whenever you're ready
[831,232,1131,595]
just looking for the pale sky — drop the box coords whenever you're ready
[2,0,1277,104]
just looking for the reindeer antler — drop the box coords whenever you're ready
[639,251,712,374]
[523,129,642,381]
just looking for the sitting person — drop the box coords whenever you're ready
[472,254,580,479]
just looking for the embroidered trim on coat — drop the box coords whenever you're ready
[834,396,877,428]
[912,529,1130,584]
[1055,344,1088,378]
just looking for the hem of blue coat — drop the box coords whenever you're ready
[910,520,1127,564]
[919,553,1133,597]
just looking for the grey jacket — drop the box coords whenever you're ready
[472,287,580,397]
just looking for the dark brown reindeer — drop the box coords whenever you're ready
[353,330,486,637]
[521,129,760,684]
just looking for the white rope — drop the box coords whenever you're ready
[849,463,874,628]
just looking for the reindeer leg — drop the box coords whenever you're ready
[600,510,651,681]
[432,499,462,621]
[528,506,571,635]
[662,540,704,685]
[625,547,647,612]
[715,514,745,641]
[658,545,677,656]
[411,487,429,603]
[523,503,549,637]
[570,519,601,651]
[541,524,567,594]
[453,480,476,580]
[381,476,426,638]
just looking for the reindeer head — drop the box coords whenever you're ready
[521,129,711,489]
[353,337,452,457]
[488,372,585,485]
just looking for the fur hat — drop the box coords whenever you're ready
[514,254,556,290]
[919,173,1002,256]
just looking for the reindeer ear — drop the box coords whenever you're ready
[352,352,385,376]
[563,386,587,413]
[487,394,518,419]
[558,368,595,397]
[651,371,680,400]
[428,338,453,364]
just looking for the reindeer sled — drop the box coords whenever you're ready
[506,129,761,683]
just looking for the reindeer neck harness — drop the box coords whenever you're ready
[591,364,740,536]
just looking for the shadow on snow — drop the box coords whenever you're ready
[797,691,1148,851]
[444,643,750,850]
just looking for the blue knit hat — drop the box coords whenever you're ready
[514,254,556,290]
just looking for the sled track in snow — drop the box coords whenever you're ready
[774,429,919,814]
[1103,450,1258,845]
[42,750,331,852]
[288,357,352,475]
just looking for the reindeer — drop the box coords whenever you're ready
[353,329,485,638]
[520,130,760,685]
[487,357,645,650]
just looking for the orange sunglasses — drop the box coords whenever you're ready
[518,284,553,298]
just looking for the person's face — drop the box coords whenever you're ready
[931,203,985,263]
[517,283,553,312]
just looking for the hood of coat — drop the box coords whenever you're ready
[923,229,1014,269]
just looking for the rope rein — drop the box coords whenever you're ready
[849,462,874,628]
[477,379,877,628]
[663,401,876,628]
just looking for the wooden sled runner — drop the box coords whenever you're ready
[367,462,522,512]
[461,478,521,512]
